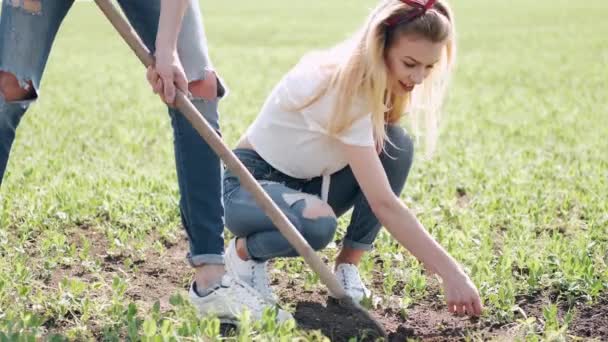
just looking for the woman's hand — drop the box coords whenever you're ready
[441,270,483,316]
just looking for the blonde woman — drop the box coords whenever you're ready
[223,0,483,316]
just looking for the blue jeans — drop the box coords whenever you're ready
[223,125,414,261]
[0,0,225,266]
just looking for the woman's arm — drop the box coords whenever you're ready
[340,142,483,316]
[146,0,189,104]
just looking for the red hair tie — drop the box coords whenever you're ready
[385,0,438,27]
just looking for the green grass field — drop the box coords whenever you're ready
[0,0,607,340]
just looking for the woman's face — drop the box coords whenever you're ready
[385,34,446,94]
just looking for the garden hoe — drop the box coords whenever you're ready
[94,0,387,338]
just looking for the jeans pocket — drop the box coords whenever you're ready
[223,174,239,201]
[233,150,273,179]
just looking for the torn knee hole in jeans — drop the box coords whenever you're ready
[282,193,336,220]
[188,69,225,101]
[0,71,37,102]
[8,0,42,14]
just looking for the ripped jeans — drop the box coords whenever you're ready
[0,0,227,266]
[223,125,414,261]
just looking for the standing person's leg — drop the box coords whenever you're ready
[0,0,74,188]
[118,0,291,322]
[118,0,224,284]
[170,0,226,282]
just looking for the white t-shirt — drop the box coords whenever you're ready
[247,57,375,201]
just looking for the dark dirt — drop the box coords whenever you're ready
[44,227,608,341]
[276,275,487,341]
[294,299,387,341]
[562,296,608,339]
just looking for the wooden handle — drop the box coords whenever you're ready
[94,0,348,299]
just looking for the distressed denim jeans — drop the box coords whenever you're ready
[0,0,226,266]
[223,125,414,261]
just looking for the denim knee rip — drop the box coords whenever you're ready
[6,0,42,15]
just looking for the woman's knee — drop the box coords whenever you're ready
[283,192,338,251]
[224,184,308,238]
[304,215,338,251]
[384,125,414,169]
[302,202,338,250]
[382,125,414,193]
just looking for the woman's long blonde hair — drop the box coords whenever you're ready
[297,0,456,155]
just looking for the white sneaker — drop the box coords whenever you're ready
[334,263,372,304]
[188,274,292,324]
[225,238,277,303]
